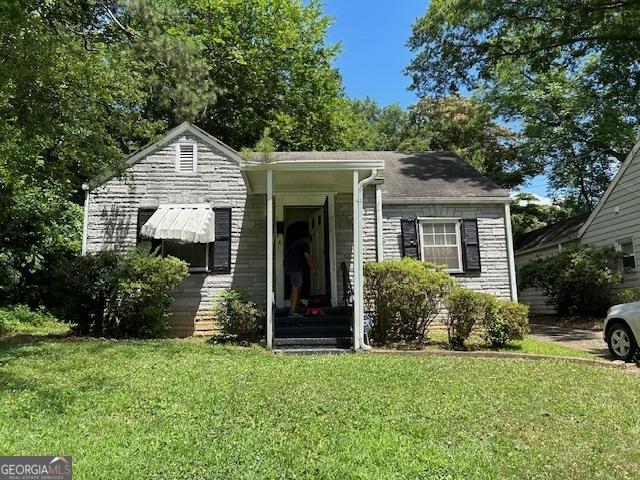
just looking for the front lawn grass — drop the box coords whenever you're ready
[427,330,597,359]
[1,339,638,479]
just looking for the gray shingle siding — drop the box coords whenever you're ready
[380,203,512,299]
[85,135,266,335]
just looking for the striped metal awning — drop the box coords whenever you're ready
[140,204,215,243]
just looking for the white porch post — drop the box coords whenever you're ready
[266,170,274,348]
[352,170,361,350]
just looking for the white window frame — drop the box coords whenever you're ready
[161,240,209,273]
[175,141,198,173]
[418,217,464,273]
[615,238,636,271]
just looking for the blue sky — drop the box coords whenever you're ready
[323,0,550,199]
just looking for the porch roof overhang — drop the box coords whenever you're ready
[240,159,384,194]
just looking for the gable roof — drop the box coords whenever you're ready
[260,151,510,201]
[88,122,243,190]
[515,214,588,253]
[577,139,640,237]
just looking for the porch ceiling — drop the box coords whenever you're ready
[241,160,384,194]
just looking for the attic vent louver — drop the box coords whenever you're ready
[177,143,197,172]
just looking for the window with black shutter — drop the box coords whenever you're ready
[462,219,481,272]
[400,218,419,259]
[137,208,160,252]
[210,208,232,273]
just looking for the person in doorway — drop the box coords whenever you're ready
[285,234,316,317]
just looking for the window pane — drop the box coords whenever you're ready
[420,222,461,270]
[164,241,207,269]
[620,241,634,255]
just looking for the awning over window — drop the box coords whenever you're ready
[140,204,215,243]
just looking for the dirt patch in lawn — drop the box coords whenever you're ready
[530,314,604,331]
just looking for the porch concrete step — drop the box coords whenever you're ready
[276,347,353,355]
[274,315,351,328]
[275,325,352,337]
[273,336,352,348]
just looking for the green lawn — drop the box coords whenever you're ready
[1,339,639,479]
[427,330,598,359]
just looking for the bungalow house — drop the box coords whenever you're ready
[516,139,640,313]
[82,122,517,349]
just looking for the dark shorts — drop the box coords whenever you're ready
[286,271,303,288]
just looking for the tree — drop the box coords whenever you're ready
[399,96,536,189]
[510,193,573,241]
[407,0,640,208]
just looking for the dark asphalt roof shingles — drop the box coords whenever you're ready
[262,151,510,199]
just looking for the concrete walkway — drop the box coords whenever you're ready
[529,323,610,358]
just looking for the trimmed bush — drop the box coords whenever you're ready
[619,287,640,304]
[445,288,496,348]
[484,300,529,347]
[52,249,188,337]
[364,258,456,345]
[110,253,189,338]
[212,289,264,341]
[519,246,621,317]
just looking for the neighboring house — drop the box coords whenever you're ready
[514,215,588,314]
[83,122,517,349]
[515,139,640,314]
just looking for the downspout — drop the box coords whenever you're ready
[355,169,378,351]
[81,183,90,256]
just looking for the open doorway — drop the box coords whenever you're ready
[283,202,330,306]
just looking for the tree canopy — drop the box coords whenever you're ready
[407,0,640,208]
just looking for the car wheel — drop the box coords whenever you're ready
[607,322,638,362]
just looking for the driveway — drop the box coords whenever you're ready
[529,323,610,358]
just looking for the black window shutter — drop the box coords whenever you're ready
[400,218,420,259]
[137,208,161,252]
[462,219,481,271]
[210,208,232,273]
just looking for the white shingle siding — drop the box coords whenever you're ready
[85,136,265,335]
[581,147,640,292]
[378,203,512,300]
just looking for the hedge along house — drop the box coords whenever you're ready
[83,122,517,350]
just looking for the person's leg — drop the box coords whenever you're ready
[288,271,303,315]
[290,286,300,314]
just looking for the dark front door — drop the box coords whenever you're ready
[323,196,331,301]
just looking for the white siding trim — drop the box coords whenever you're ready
[375,184,383,261]
[81,187,89,255]
[504,203,518,301]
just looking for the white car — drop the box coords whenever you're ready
[604,302,640,361]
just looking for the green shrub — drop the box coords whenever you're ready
[110,252,189,337]
[519,246,621,317]
[445,288,497,348]
[212,289,264,340]
[619,287,640,304]
[364,258,456,345]
[484,300,529,347]
[0,305,67,335]
[52,249,188,337]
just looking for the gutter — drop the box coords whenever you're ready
[355,169,378,351]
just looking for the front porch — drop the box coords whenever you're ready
[241,157,384,350]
